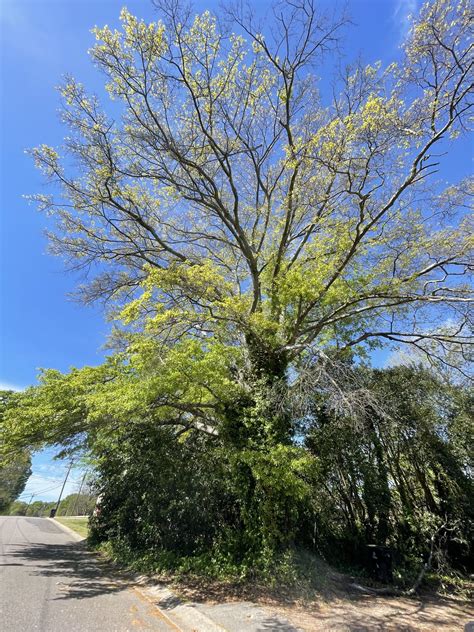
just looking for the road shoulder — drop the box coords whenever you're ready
[48,517,86,542]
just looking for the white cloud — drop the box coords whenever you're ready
[0,380,25,392]
[35,463,67,476]
[384,346,429,369]
[393,0,418,43]
[20,472,84,503]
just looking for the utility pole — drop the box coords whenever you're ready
[51,460,73,518]
[26,493,35,516]
[71,471,87,517]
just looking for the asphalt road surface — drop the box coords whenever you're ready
[0,516,178,631]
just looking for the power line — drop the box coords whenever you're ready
[25,473,84,485]
[18,471,84,499]
[17,482,64,498]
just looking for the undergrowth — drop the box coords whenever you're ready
[96,539,332,595]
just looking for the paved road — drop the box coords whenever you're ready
[0,516,177,631]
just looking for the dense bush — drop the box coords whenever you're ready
[303,368,473,579]
[89,424,238,557]
[83,366,473,583]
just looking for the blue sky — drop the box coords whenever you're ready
[0,0,469,500]
[15,449,88,503]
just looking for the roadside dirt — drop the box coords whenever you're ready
[166,570,474,631]
[270,591,474,631]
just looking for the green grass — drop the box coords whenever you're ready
[55,516,90,538]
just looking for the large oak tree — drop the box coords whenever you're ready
[17,0,473,549]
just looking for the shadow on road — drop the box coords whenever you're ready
[7,540,131,601]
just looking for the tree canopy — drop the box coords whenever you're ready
[32,0,472,380]
[0,391,31,514]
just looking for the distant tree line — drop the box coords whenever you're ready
[7,492,97,518]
